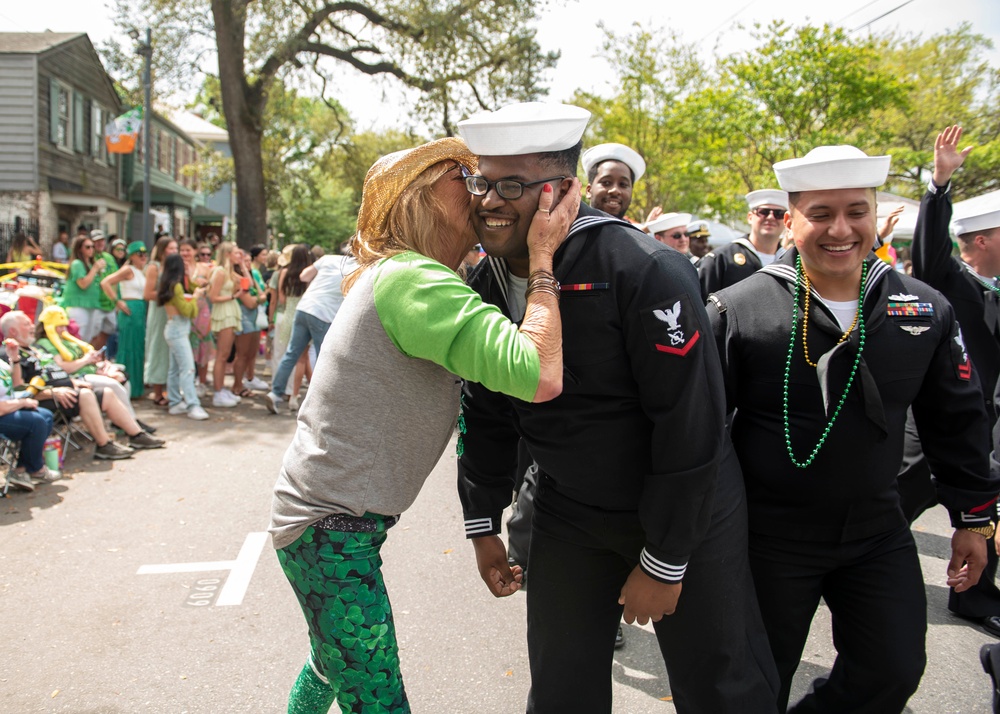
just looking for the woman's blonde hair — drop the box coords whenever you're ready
[215,241,238,272]
[343,137,477,294]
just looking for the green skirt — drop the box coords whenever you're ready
[118,300,148,398]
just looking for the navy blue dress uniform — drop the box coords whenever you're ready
[900,180,1000,625]
[708,249,999,712]
[697,237,765,296]
[457,204,779,713]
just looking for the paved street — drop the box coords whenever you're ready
[1,393,996,713]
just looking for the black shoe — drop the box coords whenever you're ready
[614,625,625,649]
[136,420,157,434]
[983,616,1000,639]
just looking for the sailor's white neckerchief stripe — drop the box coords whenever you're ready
[464,517,494,537]
[760,257,892,304]
[640,549,687,583]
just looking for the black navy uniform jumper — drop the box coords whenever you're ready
[901,180,1000,622]
[698,236,778,299]
[708,249,998,714]
[457,204,779,713]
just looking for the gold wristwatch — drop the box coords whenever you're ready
[963,523,997,539]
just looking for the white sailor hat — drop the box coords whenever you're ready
[745,189,788,210]
[773,146,890,192]
[582,143,646,183]
[952,207,1000,237]
[646,212,692,235]
[458,102,591,156]
[687,219,711,238]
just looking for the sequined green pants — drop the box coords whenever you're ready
[277,521,409,714]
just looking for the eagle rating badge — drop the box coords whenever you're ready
[642,296,701,357]
[734,253,747,266]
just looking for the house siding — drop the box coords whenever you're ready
[0,54,37,191]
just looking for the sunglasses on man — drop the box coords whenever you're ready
[753,207,786,219]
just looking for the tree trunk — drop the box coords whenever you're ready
[212,0,268,249]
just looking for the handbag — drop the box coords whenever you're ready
[255,304,268,331]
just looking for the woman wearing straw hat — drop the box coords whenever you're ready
[269,137,578,713]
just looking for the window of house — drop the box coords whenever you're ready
[49,79,72,150]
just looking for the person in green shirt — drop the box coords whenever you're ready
[87,231,120,352]
[270,137,576,714]
[60,232,107,343]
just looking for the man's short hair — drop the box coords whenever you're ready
[586,159,634,185]
[957,226,1000,251]
[537,140,583,176]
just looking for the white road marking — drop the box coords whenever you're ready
[216,532,268,607]
[137,532,269,607]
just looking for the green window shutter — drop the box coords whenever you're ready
[73,92,84,152]
[49,78,59,144]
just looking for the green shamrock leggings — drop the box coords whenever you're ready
[277,519,409,714]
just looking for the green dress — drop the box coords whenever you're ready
[143,260,169,386]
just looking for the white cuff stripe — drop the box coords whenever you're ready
[464,517,494,536]
[640,549,687,581]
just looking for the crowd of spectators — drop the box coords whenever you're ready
[0,229,340,494]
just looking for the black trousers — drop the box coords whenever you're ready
[749,525,927,714]
[525,456,778,714]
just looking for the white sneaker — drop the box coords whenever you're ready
[187,405,210,421]
[264,391,283,414]
[225,388,242,404]
[245,377,269,391]
[212,391,238,408]
[288,395,300,412]
[168,403,189,416]
[195,383,208,398]
[30,466,61,483]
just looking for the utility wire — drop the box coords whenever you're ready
[851,0,918,32]
[838,0,886,24]
[698,0,758,43]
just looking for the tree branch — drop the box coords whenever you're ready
[255,1,422,89]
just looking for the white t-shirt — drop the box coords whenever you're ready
[816,296,859,332]
[52,242,69,262]
[757,252,777,267]
[506,273,528,323]
[296,255,358,324]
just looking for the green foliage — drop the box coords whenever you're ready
[578,21,998,226]
[572,23,707,221]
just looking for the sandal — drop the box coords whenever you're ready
[236,388,254,398]
[151,395,169,407]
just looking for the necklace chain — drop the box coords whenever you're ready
[801,271,859,367]
[783,255,868,469]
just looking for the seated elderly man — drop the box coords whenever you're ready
[0,311,162,460]
[33,306,157,435]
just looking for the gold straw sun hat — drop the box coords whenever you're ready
[355,137,478,242]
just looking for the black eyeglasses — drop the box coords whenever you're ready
[199,252,212,258]
[660,231,685,240]
[753,207,786,219]
[465,171,566,201]
[82,244,94,250]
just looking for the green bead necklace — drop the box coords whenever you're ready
[782,255,868,469]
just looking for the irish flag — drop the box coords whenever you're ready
[105,108,143,154]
